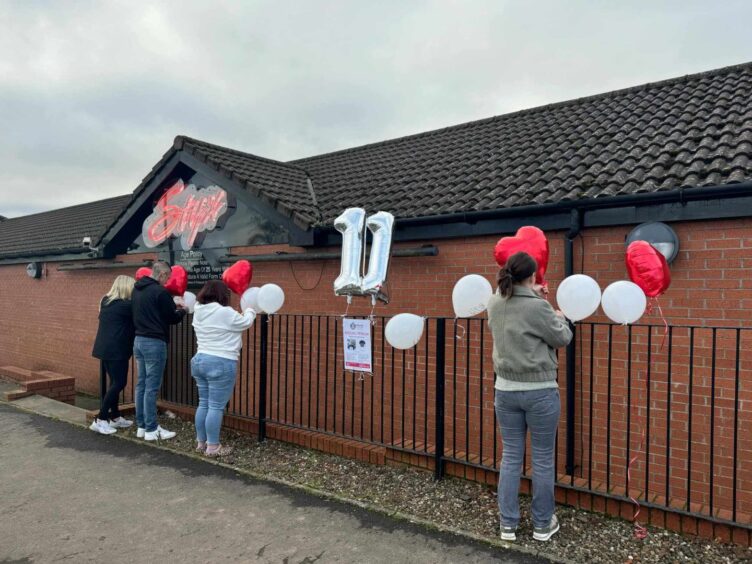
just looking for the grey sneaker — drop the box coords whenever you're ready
[533,515,560,542]
[500,525,516,541]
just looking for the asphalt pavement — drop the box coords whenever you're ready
[0,402,548,563]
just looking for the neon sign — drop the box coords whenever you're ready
[142,180,228,249]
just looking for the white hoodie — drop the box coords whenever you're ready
[192,302,256,361]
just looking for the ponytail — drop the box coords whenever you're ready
[496,252,537,298]
[497,266,514,298]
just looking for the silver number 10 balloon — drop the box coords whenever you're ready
[334,208,395,303]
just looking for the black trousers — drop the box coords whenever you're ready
[98,359,129,420]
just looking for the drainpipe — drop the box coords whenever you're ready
[565,208,582,477]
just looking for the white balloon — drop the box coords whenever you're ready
[452,274,493,318]
[601,281,647,325]
[258,284,285,314]
[182,291,197,314]
[240,287,262,312]
[556,275,601,322]
[385,314,425,349]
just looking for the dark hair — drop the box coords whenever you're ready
[497,252,537,298]
[197,280,231,307]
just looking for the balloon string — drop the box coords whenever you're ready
[455,319,465,340]
[648,297,669,350]
[627,426,649,540]
[369,295,377,326]
[656,299,668,351]
[342,297,351,318]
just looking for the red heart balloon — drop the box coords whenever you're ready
[222,260,253,295]
[626,241,670,298]
[135,267,152,281]
[164,265,188,296]
[494,226,549,284]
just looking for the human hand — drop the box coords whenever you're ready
[555,309,566,319]
[532,283,549,298]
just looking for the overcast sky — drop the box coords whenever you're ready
[1,0,751,218]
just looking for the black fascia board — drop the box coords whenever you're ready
[0,248,93,265]
[313,182,752,246]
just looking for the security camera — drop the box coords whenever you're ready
[82,236,92,247]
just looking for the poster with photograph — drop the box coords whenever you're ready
[342,318,372,373]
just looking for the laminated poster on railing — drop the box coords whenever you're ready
[343,317,373,374]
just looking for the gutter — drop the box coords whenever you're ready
[393,181,752,228]
[0,246,91,261]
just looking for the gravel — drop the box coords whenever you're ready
[126,414,752,564]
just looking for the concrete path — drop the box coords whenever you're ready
[0,403,547,563]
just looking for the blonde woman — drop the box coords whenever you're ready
[90,275,136,435]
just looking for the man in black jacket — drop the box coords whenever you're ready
[132,261,186,441]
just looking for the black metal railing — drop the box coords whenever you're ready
[156,314,752,529]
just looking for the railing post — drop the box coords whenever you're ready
[434,318,446,480]
[99,360,107,411]
[565,321,576,476]
[257,314,269,441]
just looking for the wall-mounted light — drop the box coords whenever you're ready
[626,222,680,264]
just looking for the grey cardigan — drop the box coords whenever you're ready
[487,286,573,383]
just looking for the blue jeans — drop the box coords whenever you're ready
[191,353,237,445]
[134,336,167,432]
[494,388,560,529]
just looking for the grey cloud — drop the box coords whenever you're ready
[1,0,751,217]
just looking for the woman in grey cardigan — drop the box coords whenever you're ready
[487,251,572,542]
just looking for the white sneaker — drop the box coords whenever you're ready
[136,427,146,438]
[109,416,133,428]
[89,419,117,435]
[144,426,176,441]
[533,515,560,542]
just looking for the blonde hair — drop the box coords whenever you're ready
[101,275,136,310]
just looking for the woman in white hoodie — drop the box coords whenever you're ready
[191,280,256,456]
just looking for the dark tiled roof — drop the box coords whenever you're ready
[0,195,132,258]
[289,61,752,222]
[177,137,319,229]
[3,61,752,259]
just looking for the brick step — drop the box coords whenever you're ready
[0,366,35,383]
[0,365,76,405]
[1,389,34,401]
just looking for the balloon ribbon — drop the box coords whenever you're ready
[627,426,649,540]
[646,297,669,350]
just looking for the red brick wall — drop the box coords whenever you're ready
[0,255,154,394]
[1,216,751,529]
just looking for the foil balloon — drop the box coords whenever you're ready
[494,226,549,285]
[164,265,188,296]
[333,208,366,297]
[361,211,395,303]
[625,241,671,298]
[222,259,253,295]
[135,267,152,281]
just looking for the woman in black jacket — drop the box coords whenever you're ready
[90,275,136,435]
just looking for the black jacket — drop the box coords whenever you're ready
[132,277,186,343]
[92,298,136,360]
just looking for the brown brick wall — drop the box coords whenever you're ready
[2,216,752,536]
